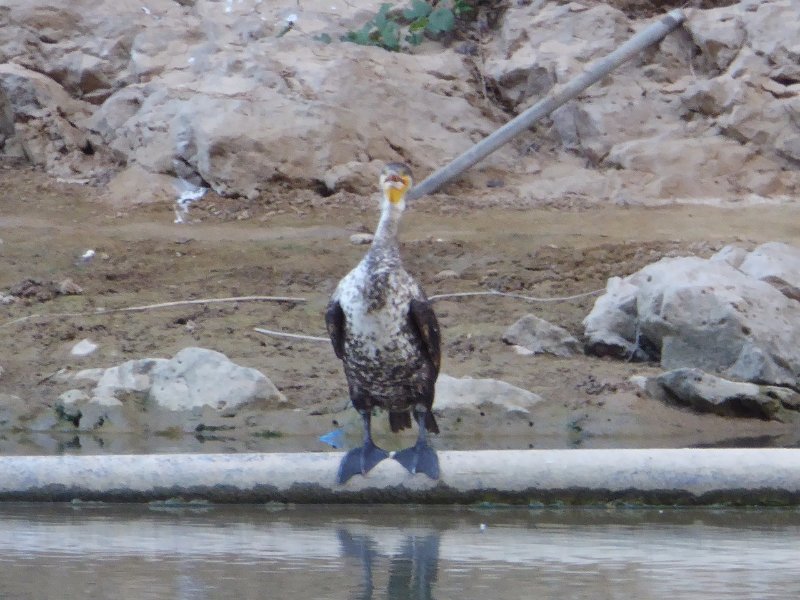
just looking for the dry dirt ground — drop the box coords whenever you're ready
[2,164,800,454]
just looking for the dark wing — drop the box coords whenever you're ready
[325,299,346,360]
[409,298,441,375]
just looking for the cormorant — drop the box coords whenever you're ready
[325,162,441,484]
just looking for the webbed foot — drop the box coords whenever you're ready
[393,443,440,480]
[337,441,390,484]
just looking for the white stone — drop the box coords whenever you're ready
[349,233,374,245]
[435,374,543,419]
[737,242,800,288]
[73,368,107,383]
[58,389,90,405]
[433,270,459,282]
[503,314,582,358]
[70,339,98,357]
[148,347,285,412]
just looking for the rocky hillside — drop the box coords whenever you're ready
[1,0,797,207]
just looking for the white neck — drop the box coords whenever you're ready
[369,193,404,261]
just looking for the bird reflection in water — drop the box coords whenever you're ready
[337,529,440,600]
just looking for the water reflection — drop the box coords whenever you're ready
[339,529,439,600]
[0,504,799,599]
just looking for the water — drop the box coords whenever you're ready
[0,504,798,599]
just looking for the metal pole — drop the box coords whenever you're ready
[407,9,687,200]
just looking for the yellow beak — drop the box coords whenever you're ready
[385,175,411,204]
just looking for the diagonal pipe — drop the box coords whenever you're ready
[407,9,687,200]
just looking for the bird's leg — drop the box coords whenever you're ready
[337,409,390,484]
[393,409,440,480]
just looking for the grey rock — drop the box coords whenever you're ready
[57,278,83,295]
[551,104,609,164]
[584,243,800,388]
[684,8,746,72]
[433,270,459,282]
[710,244,750,269]
[0,63,111,178]
[54,388,130,432]
[605,136,752,182]
[72,368,106,384]
[777,135,800,164]
[0,393,27,429]
[46,347,288,433]
[648,368,800,421]
[93,357,167,401]
[323,160,382,194]
[148,347,285,413]
[503,314,582,358]
[349,233,374,246]
[680,76,743,117]
[486,2,629,109]
[434,374,544,420]
[737,242,800,288]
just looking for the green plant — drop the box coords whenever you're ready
[342,1,473,51]
[253,429,283,439]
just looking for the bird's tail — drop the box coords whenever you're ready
[389,410,440,434]
[424,411,440,435]
[389,411,412,433]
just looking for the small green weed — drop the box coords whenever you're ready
[339,1,474,51]
[253,429,283,439]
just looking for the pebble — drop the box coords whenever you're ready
[349,233,374,245]
[71,339,99,357]
[58,278,83,295]
[434,269,459,282]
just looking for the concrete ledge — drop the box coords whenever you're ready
[1,449,799,505]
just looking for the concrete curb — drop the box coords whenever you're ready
[1,449,799,505]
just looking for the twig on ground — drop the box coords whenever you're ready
[4,288,603,342]
[428,289,603,302]
[1,295,307,328]
[253,327,329,342]
[251,287,604,343]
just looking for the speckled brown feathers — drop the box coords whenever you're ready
[326,162,441,482]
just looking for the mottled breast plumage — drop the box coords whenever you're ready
[332,252,430,403]
[326,161,441,483]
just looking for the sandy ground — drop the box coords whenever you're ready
[2,164,800,453]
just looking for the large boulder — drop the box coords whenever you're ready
[1,0,510,201]
[584,243,800,389]
[485,2,630,109]
[51,347,288,434]
[647,368,800,422]
[483,0,800,200]
[0,63,113,178]
[2,0,798,205]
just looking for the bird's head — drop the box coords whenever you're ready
[379,162,413,209]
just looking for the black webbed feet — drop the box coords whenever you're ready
[337,440,390,484]
[393,443,440,480]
